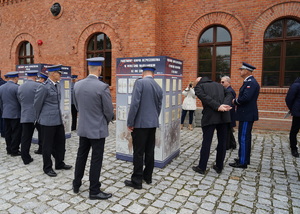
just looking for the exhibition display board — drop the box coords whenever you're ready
[116,56,183,168]
[16,64,72,140]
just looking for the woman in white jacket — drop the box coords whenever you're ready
[181,82,197,130]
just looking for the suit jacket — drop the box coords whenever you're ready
[0,81,21,119]
[227,86,236,127]
[33,79,63,126]
[285,77,300,117]
[194,77,231,127]
[234,75,260,122]
[18,80,40,123]
[74,75,114,139]
[127,76,163,128]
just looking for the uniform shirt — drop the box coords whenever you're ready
[0,81,21,119]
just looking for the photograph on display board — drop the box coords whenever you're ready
[116,121,133,154]
[178,79,182,91]
[172,95,176,106]
[165,95,170,108]
[128,96,132,105]
[165,112,169,124]
[118,78,128,94]
[166,79,170,92]
[154,78,163,88]
[128,78,137,93]
[172,79,177,91]
[117,106,127,121]
[178,94,182,105]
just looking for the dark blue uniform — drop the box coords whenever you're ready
[234,75,260,166]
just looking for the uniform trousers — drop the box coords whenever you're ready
[238,121,254,165]
[71,104,77,131]
[41,124,66,173]
[73,137,105,195]
[289,116,300,151]
[4,118,22,154]
[131,128,156,185]
[198,123,227,170]
[21,123,35,163]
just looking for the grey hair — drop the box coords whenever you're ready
[221,76,231,83]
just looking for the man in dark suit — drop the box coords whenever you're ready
[34,72,48,155]
[221,76,237,150]
[73,57,114,200]
[285,77,300,157]
[34,65,72,177]
[229,62,260,168]
[192,76,232,175]
[70,75,78,131]
[124,67,163,189]
[18,70,40,164]
[0,71,22,156]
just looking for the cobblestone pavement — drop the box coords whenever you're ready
[0,124,299,214]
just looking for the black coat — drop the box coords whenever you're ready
[194,77,231,127]
[286,77,300,117]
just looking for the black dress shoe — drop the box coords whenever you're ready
[213,165,222,174]
[124,180,142,189]
[55,164,72,170]
[34,150,42,155]
[46,170,57,177]
[24,158,34,165]
[292,150,299,158]
[234,158,239,163]
[89,191,112,200]
[192,166,205,175]
[143,179,152,184]
[229,162,247,168]
[73,186,79,194]
[11,151,21,156]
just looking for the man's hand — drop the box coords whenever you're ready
[195,77,202,85]
[218,104,232,112]
[128,126,134,132]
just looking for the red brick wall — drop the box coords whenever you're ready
[0,0,299,130]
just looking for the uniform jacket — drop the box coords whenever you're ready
[33,79,63,126]
[182,87,197,110]
[74,75,114,139]
[0,81,21,119]
[227,86,236,127]
[234,75,260,122]
[194,77,231,127]
[127,76,163,128]
[285,77,300,117]
[18,80,40,123]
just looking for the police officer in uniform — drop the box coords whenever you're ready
[34,72,48,155]
[229,62,260,168]
[34,65,72,177]
[0,71,22,156]
[73,57,114,200]
[124,67,163,189]
[18,70,40,164]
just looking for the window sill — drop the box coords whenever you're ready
[260,87,289,94]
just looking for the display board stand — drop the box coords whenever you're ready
[116,56,183,168]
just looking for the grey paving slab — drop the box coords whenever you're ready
[0,124,299,213]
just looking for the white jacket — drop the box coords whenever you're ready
[182,87,197,110]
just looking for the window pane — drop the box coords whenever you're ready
[264,42,281,57]
[26,42,31,56]
[199,28,213,43]
[287,19,300,37]
[19,58,25,64]
[87,38,94,51]
[198,60,212,74]
[264,20,283,39]
[216,46,230,57]
[216,27,231,42]
[263,58,280,71]
[199,47,212,60]
[97,34,104,50]
[284,72,300,86]
[19,44,25,56]
[25,58,31,64]
[286,57,300,71]
[262,72,279,86]
[286,41,300,56]
[106,36,112,49]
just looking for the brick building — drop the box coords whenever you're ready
[0,0,299,131]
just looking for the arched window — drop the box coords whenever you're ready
[18,41,34,64]
[86,33,112,85]
[198,26,232,82]
[263,18,300,87]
